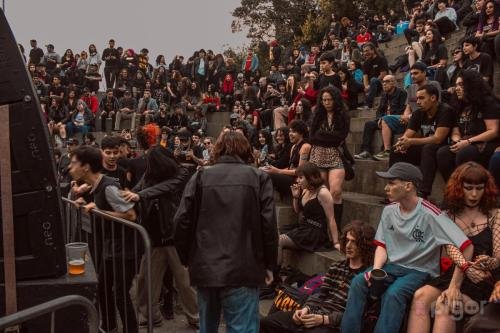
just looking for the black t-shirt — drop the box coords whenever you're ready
[362,55,388,80]
[49,85,66,98]
[408,103,455,137]
[464,53,494,84]
[422,44,448,66]
[102,165,127,189]
[316,73,341,90]
[127,156,147,189]
[456,97,500,138]
[102,48,120,69]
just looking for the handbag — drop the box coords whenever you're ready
[338,141,355,181]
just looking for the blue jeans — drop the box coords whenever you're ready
[340,263,430,333]
[489,151,500,188]
[197,286,259,333]
[366,77,382,107]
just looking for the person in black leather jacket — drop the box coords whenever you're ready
[121,146,199,328]
[174,131,278,333]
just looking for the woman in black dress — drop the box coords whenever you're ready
[277,162,341,267]
[407,162,499,333]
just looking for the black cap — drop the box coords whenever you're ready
[376,162,423,187]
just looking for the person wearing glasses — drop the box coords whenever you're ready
[354,74,407,161]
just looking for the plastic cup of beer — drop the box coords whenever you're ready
[66,242,88,275]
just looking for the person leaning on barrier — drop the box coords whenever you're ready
[68,145,138,333]
[121,146,199,329]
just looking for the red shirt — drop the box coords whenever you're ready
[244,55,253,72]
[356,32,372,45]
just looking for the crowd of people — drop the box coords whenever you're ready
[20,0,500,332]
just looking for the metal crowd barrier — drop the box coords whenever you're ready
[62,197,153,333]
[0,295,98,332]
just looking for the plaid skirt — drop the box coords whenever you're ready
[309,145,344,169]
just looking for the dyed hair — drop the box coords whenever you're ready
[296,162,324,189]
[212,131,254,164]
[444,162,497,215]
[339,220,376,266]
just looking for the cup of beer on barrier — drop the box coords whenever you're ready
[66,242,88,275]
[369,268,388,300]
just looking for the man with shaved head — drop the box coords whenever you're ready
[355,74,407,160]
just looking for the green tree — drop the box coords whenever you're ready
[231,0,317,46]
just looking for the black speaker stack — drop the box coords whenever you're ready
[0,9,97,332]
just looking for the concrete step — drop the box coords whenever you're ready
[342,191,385,230]
[349,107,377,119]
[206,111,230,137]
[343,159,389,197]
[289,250,345,276]
[349,116,374,132]
[276,202,298,229]
[346,131,383,154]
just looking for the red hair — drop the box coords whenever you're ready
[444,162,497,215]
[141,123,160,148]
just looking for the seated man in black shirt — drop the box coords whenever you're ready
[390,84,455,198]
[260,221,375,333]
[360,43,388,109]
[316,51,341,90]
[462,36,494,86]
[84,64,102,94]
[355,75,407,160]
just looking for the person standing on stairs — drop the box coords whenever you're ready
[309,86,349,233]
[354,74,407,161]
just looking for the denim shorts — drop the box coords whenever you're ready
[381,115,406,134]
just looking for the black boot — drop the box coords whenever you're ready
[334,203,343,233]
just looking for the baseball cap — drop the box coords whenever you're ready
[376,162,423,187]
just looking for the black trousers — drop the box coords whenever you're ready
[436,143,497,181]
[389,143,444,196]
[104,67,118,90]
[260,310,338,333]
[360,120,380,153]
[98,257,138,333]
[464,303,500,333]
[269,173,295,200]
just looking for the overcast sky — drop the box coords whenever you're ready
[4,0,248,60]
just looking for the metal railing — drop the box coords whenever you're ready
[62,197,153,333]
[0,295,98,332]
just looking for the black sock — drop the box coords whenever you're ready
[334,203,343,232]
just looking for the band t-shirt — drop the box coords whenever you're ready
[408,103,455,137]
[374,199,470,277]
[362,56,388,80]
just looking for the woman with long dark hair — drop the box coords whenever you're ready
[338,65,363,110]
[476,0,500,60]
[437,70,499,181]
[269,127,292,169]
[121,146,199,328]
[88,44,101,71]
[421,28,448,85]
[309,86,350,232]
[408,162,499,333]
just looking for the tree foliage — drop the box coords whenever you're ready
[232,0,317,46]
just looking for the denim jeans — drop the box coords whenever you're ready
[366,77,382,107]
[340,263,430,333]
[197,286,259,333]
